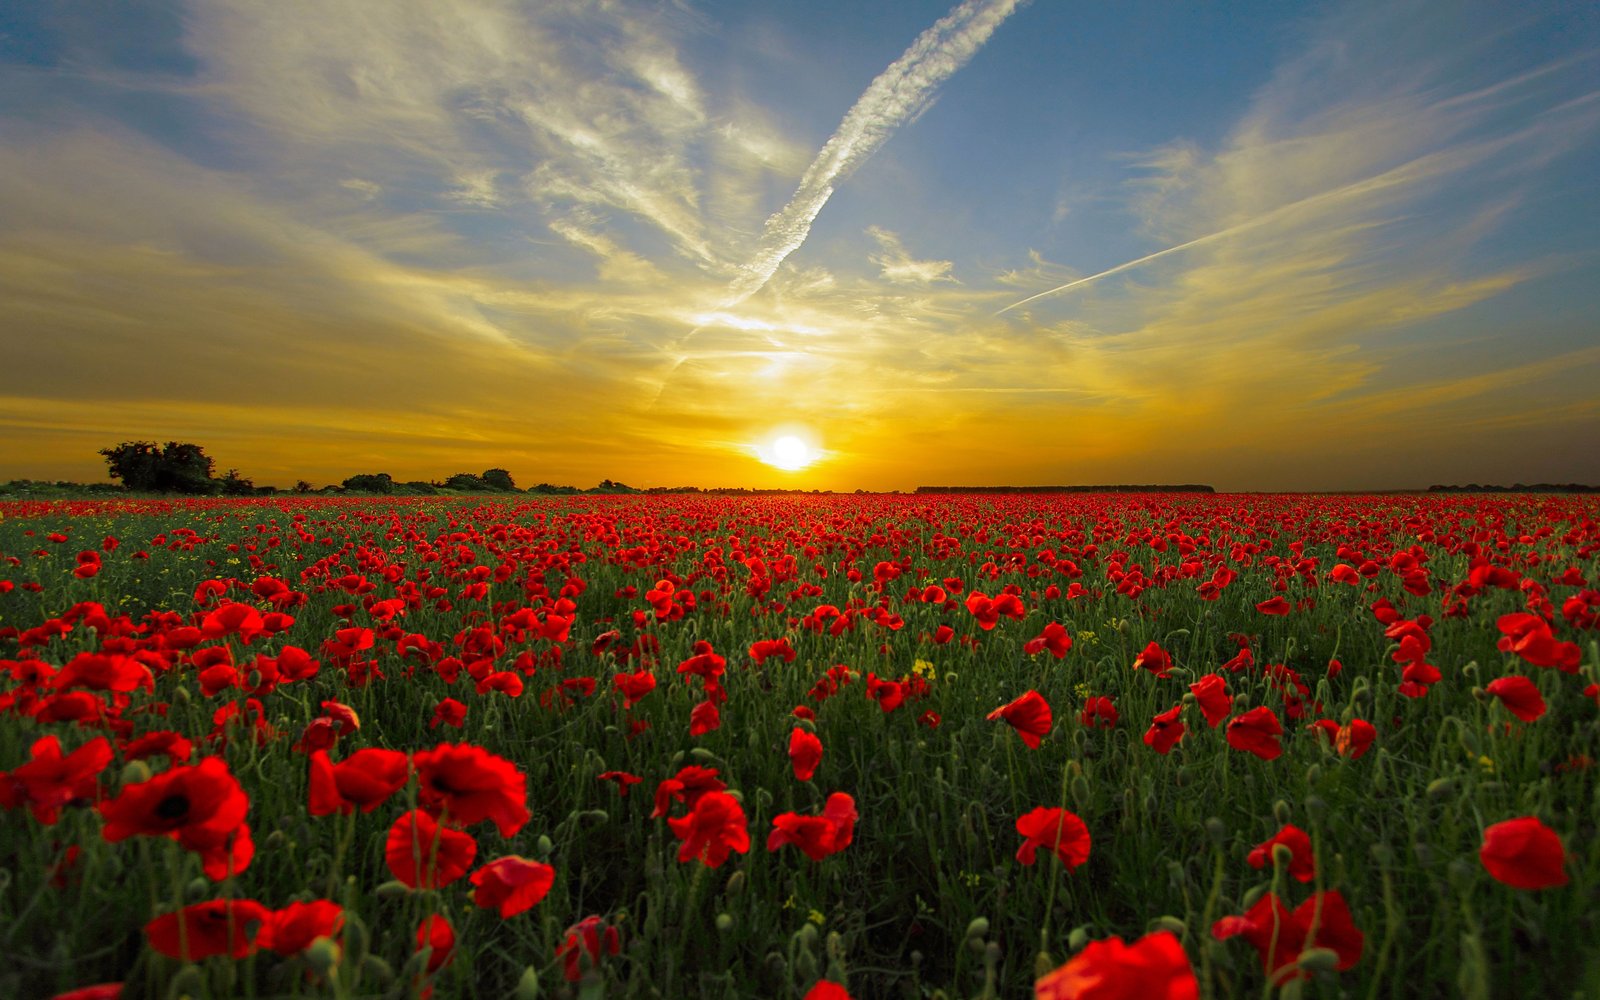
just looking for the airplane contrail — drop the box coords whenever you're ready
[726,0,1025,305]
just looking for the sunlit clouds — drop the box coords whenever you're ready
[1,0,1597,490]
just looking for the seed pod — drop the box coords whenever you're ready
[118,760,152,786]
[1273,799,1292,825]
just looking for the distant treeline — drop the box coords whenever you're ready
[1426,483,1600,493]
[915,484,1216,494]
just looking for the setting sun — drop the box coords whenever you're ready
[760,433,816,471]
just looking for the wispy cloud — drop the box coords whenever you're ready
[725,0,1025,303]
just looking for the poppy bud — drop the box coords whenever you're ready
[795,923,819,950]
[167,966,206,998]
[690,748,721,764]
[119,760,152,786]
[361,956,394,983]
[1070,774,1091,807]
[1033,950,1055,979]
[1425,777,1455,801]
[1460,661,1478,679]
[1370,842,1394,866]
[1413,841,1433,866]
[536,835,553,857]
[1297,947,1341,972]
[1273,799,1292,824]
[964,917,989,942]
[765,952,787,976]
[580,809,609,825]
[376,880,412,899]
[725,871,746,898]
[306,937,342,976]
[1304,795,1328,823]
[174,685,191,704]
[715,913,734,932]
[1271,843,1295,869]
[1149,915,1186,936]
[826,931,843,961]
[1456,724,1480,755]
[1204,817,1228,846]
[185,875,210,901]
[1067,924,1090,951]
[1234,691,1252,709]
[1304,764,1322,786]
[1470,687,1488,701]
[265,829,286,850]
[514,965,541,1000]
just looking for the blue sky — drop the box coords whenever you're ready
[1,0,1597,489]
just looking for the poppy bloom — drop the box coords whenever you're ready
[145,899,270,961]
[666,790,750,867]
[804,982,853,1000]
[412,743,529,836]
[1485,675,1545,722]
[612,669,657,709]
[1479,816,1568,890]
[988,690,1052,749]
[259,900,343,956]
[749,638,798,665]
[1078,697,1118,729]
[385,809,477,889]
[470,856,556,918]
[1024,623,1073,659]
[789,728,823,781]
[1335,719,1376,759]
[1226,707,1284,761]
[430,698,467,729]
[415,914,455,974]
[597,770,642,795]
[45,985,123,1000]
[767,793,857,861]
[309,748,410,816]
[1255,596,1292,616]
[689,700,721,736]
[1132,642,1173,678]
[1015,806,1091,868]
[1034,930,1198,1000]
[864,673,905,713]
[1247,824,1316,882]
[99,756,253,880]
[651,765,726,819]
[1143,704,1185,755]
[0,735,113,824]
[1189,674,1232,728]
[1211,890,1363,980]
[557,915,620,982]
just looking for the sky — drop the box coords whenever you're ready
[1,0,1598,492]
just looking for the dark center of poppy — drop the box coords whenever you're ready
[429,774,460,795]
[155,793,190,821]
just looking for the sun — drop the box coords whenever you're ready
[759,433,817,471]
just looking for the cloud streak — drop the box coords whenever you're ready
[725,0,1024,303]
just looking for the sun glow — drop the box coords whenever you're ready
[758,433,817,471]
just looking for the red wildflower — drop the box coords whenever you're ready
[666,790,749,867]
[470,856,556,918]
[1335,719,1376,759]
[0,735,112,824]
[767,792,857,861]
[750,638,798,664]
[430,698,467,729]
[1188,674,1232,728]
[1485,675,1546,722]
[804,982,852,1000]
[259,900,343,956]
[1247,824,1316,882]
[384,809,477,889]
[99,756,253,879]
[789,728,823,781]
[308,748,410,816]
[415,914,455,974]
[1143,704,1185,755]
[412,743,529,836]
[1226,707,1283,761]
[864,673,904,712]
[1480,816,1568,890]
[46,985,123,1000]
[651,765,725,818]
[1132,641,1173,678]
[1255,596,1291,616]
[1024,622,1073,659]
[145,899,270,961]
[597,770,642,795]
[557,915,620,982]
[1015,806,1091,868]
[612,669,657,709]
[988,690,1052,749]
[1034,930,1198,1000]
[690,699,721,736]
[1078,696,1118,729]
[1211,890,1363,980]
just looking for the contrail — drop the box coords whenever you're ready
[726,0,1025,304]
[994,227,1244,315]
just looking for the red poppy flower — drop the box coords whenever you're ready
[804,982,852,1000]
[145,899,270,961]
[1485,675,1545,722]
[1015,806,1091,868]
[789,728,823,781]
[689,700,721,736]
[557,915,620,982]
[651,765,725,819]
[1078,696,1118,729]
[1212,890,1363,980]
[412,743,529,836]
[99,756,253,879]
[750,638,798,664]
[1024,623,1073,659]
[259,900,343,956]
[1226,707,1283,761]
[53,652,153,694]
[1034,930,1198,1000]
[0,734,112,824]
[1247,824,1316,882]
[1189,674,1232,728]
[470,855,556,917]
[988,690,1052,749]
[1480,816,1568,889]
[416,914,455,974]
[46,985,123,1000]
[385,809,477,889]
[768,793,857,861]
[1143,704,1185,755]
[597,770,641,795]
[309,748,410,816]
[430,698,467,729]
[864,673,905,713]
[1255,596,1291,616]
[666,790,749,867]
[1335,719,1376,759]
[613,669,657,708]
[1132,642,1173,678]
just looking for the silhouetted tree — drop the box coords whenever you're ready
[342,473,395,494]
[217,469,255,496]
[444,473,488,492]
[481,468,516,491]
[99,441,216,493]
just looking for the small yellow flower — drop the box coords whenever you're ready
[1477,755,1495,774]
[912,658,935,678]
[807,909,825,927]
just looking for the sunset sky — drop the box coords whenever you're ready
[2,0,1598,491]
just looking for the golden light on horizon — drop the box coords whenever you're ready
[758,432,817,472]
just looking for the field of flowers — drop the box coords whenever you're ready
[1,492,1596,999]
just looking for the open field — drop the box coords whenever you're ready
[1,492,1597,999]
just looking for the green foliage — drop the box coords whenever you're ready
[444,473,489,492]
[482,468,517,491]
[341,473,395,494]
[98,441,217,493]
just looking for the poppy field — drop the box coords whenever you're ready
[1,492,1597,999]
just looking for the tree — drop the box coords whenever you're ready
[294,480,314,494]
[444,473,488,492]
[481,468,516,491]
[100,441,216,494]
[342,473,395,494]
[217,469,255,496]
